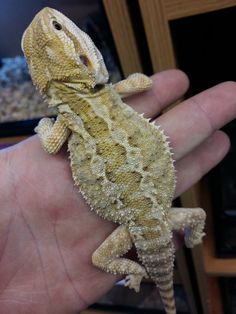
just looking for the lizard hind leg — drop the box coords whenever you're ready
[168,207,206,248]
[92,225,148,292]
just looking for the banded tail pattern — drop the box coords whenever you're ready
[134,230,176,314]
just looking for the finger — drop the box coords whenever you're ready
[156,81,236,160]
[174,130,230,197]
[126,69,189,118]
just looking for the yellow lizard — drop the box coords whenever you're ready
[22,7,206,314]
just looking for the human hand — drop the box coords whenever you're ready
[0,70,235,314]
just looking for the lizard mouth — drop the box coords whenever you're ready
[95,67,109,85]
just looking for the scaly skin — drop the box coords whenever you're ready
[22,7,206,314]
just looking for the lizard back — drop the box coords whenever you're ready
[57,84,176,231]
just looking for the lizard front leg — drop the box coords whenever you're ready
[114,73,152,98]
[168,207,206,248]
[35,114,70,154]
[92,225,148,292]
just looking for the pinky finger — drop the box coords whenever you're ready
[174,130,230,198]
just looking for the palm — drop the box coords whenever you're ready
[1,139,117,313]
[0,70,235,314]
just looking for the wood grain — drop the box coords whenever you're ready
[197,177,236,275]
[207,277,224,314]
[164,0,236,20]
[181,183,211,314]
[204,226,236,275]
[138,0,176,72]
[176,248,198,314]
[103,0,143,76]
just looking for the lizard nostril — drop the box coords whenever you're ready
[80,55,89,66]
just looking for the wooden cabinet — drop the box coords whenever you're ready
[103,1,236,313]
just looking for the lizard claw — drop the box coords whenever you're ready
[124,272,147,292]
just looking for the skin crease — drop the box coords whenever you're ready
[0,70,235,314]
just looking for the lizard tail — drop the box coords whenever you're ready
[137,241,176,314]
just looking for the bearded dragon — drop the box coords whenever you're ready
[21,7,206,314]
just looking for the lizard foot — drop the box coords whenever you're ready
[34,117,54,134]
[124,272,148,292]
[185,230,206,248]
[184,233,205,248]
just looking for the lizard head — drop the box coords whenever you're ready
[22,7,109,97]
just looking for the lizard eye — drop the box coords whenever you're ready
[52,20,62,31]
[80,55,89,66]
